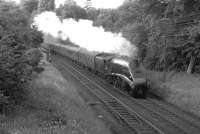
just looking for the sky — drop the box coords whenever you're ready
[56,0,125,9]
[5,0,20,4]
[5,0,125,9]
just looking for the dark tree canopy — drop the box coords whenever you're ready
[0,0,43,104]
[38,0,55,12]
[85,0,200,73]
[56,1,87,20]
[21,0,39,14]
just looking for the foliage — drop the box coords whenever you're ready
[85,0,200,73]
[21,0,39,15]
[86,8,100,21]
[56,2,87,20]
[38,0,55,12]
[122,23,148,60]
[26,48,42,66]
[94,9,120,32]
[0,0,43,106]
[183,23,200,59]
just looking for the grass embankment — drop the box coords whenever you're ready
[0,53,111,134]
[148,71,200,116]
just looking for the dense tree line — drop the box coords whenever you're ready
[38,0,55,12]
[0,0,43,108]
[56,0,200,74]
[56,0,87,21]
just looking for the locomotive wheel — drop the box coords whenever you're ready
[120,80,126,93]
[124,85,130,94]
[106,76,114,85]
[129,89,137,97]
[114,80,120,88]
[140,86,147,98]
[137,88,144,98]
[114,77,126,92]
[130,86,146,98]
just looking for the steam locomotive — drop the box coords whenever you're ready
[50,44,148,98]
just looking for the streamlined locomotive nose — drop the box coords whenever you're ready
[110,57,147,97]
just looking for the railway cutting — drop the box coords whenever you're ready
[52,53,200,134]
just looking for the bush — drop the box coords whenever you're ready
[0,1,43,106]
[0,92,9,112]
[26,48,43,66]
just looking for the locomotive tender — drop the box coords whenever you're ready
[50,44,148,98]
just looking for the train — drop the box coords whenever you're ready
[49,43,148,98]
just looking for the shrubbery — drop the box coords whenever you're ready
[26,48,43,66]
[0,1,43,109]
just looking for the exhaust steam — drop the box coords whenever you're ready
[34,11,137,57]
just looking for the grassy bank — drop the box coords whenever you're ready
[148,71,200,117]
[0,54,111,134]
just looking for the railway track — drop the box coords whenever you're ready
[54,56,163,134]
[53,54,200,134]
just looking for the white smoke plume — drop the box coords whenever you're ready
[34,11,137,57]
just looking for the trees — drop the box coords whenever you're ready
[86,0,200,73]
[56,1,87,20]
[21,0,39,15]
[177,24,200,74]
[94,9,119,32]
[86,8,100,21]
[123,23,148,60]
[146,0,200,73]
[0,0,43,106]
[38,0,55,12]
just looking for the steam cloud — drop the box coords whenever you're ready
[34,11,137,57]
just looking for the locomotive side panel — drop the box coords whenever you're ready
[63,46,79,61]
[78,48,96,70]
[95,56,105,74]
[94,53,116,75]
[77,50,84,66]
[50,44,79,62]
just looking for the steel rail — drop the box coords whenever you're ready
[55,61,140,133]
[54,56,164,134]
[73,59,200,134]
[57,56,190,134]
[148,98,200,128]
[91,68,200,134]
[55,54,200,134]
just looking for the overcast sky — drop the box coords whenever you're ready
[6,0,125,9]
[56,0,125,8]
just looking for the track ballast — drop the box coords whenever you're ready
[53,54,200,134]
